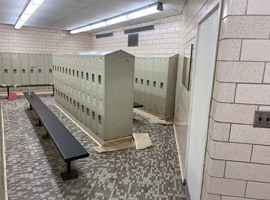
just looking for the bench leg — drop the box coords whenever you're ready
[60,161,78,181]
[42,132,50,139]
[35,119,43,127]
[27,105,33,111]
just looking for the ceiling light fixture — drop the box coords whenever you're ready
[14,0,44,29]
[70,2,163,34]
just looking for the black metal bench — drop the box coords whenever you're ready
[23,92,89,180]
[0,84,54,99]
[133,102,143,108]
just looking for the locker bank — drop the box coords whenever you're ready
[0,0,269,199]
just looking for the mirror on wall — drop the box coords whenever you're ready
[182,44,193,91]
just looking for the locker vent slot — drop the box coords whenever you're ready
[81,72,83,79]
[98,115,101,124]
[4,69,8,73]
[153,81,156,87]
[147,80,150,86]
[38,69,42,73]
[124,25,154,34]
[141,79,143,84]
[86,73,89,80]
[49,69,52,73]
[160,82,164,89]
[92,74,95,82]
[31,69,34,73]
[96,32,113,39]
[77,70,79,78]
[98,75,101,84]
[82,105,84,112]
[135,78,138,83]
[92,111,95,119]
[128,33,138,47]
[22,69,25,73]
[13,69,17,73]
[87,108,90,116]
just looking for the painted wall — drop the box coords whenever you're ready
[0,24,91,52]
[202,0,270,199]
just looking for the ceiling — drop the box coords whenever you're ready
[0,0,186,33]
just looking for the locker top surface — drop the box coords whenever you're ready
[53,50,134,57]
[134,54,178,58]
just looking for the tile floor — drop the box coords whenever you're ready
[1,95,186,200]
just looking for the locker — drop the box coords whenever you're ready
[145,58,153,110]
[0,54,4,91]
[52,50,134,141]
[11,53,22,90]
[2,53,13,85]
[29,54,38,85]
[151,58,161,112]
[134,58,141,103]
[37,54,45,89]
[81,104,86,126]
[139,57,147,106]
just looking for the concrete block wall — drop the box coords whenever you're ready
[0,24,91,52]
[203,0,270,199]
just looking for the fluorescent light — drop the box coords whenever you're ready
[32,0,44,4]
[20,13,31,21]
[106,16,128,25]
[70,29,80,34]
[25,2,39,15]
[128,5,160,19]
[70,3,163,34]
[91,21,106,29]
[80,26,91,32]
[15,0,44,29]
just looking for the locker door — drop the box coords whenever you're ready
[151,58,161,112]
[11,53,22,90]
[37,54,45,89]
[29,54,38,85]
[145,58,153,110]
[91,57,97,95]
[2,53,12,85]
[0,54,3,91]
[47,55,54,84]
[97,98,104,139]
[134,57,141,103]
[97,56,104,98]
[91,94,98,133]
[158,58,169,115]
[139,57,147,106]
[85,56,91,92]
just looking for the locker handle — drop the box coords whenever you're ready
[141,79,143,84]
[86,73,89,80]
[4,69,8,73]
[82,105,84,113]
[22,69,25,73]
[38,69,42,73]
[81,72,83,79]
[49,69,52,73]
[73,100,76,107]
[73,70,75,76]
[98,115,101,124]
[135,78,138,83]
[98,75,101,84]
[87,108,90,116]
[69,69,71,75]
[147,80,150,86]
[92,111,95,119]
[77,71,79,78]
[13,69,17,73]
[92,74,95,82]
[31,69,34,73]
[153,81,156,87]
[77,103,80,110]
[160,82,164,89]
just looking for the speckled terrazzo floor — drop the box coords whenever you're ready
[1,95,186,200]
